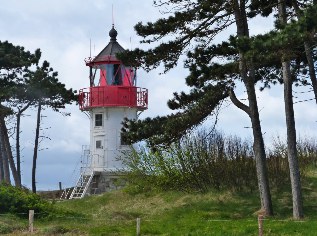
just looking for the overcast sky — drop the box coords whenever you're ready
[1,1,316,190]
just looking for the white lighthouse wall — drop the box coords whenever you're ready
[89,107,137,172]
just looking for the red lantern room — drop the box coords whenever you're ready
[79,25,148,110]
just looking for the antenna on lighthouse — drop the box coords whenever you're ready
[112,4,115,27]
[89,38,91,58]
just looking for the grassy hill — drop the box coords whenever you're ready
[1,169,317,235]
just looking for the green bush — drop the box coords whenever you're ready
[121,130,317,193]
[122,131,258,192]
[0,183,54,217]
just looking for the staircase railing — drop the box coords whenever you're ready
[69,170,94,199]
[60,145,91,200]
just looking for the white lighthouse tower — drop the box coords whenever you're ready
[69,26,148,199]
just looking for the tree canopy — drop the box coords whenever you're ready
[120,1,317,147]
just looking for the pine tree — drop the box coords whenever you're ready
[25,60,76,193]
[0,41,77,191]
[119,0,274,215]
[249,0,317,220]
[0,41,40,187]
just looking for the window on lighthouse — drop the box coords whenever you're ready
[113,64,122,85]
[120,132,129,146]
[96,140,103,149]
[104,64,122,85]
[95,114,103,127]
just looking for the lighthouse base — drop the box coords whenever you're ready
[87,171,127,195]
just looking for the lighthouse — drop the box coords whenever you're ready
[69,26,148,199]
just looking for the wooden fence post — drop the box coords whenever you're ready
[59,182,62,191]
[258,215,263,236]
[29,210,34,233]
[136,217,141,236]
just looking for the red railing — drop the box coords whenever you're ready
[79,86,148,110]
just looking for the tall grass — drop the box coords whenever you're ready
[121,130,317,193]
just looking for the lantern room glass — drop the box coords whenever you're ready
[98,64,136,86]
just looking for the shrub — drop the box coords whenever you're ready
[122,130,258,192]
[0,183,54,217]
[121,130,317,193]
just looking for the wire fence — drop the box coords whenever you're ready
[0,210,315,236]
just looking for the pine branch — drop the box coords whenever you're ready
[228,89,250,115]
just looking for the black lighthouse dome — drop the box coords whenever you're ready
[109,25,118,42]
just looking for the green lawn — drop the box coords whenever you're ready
[2,169,317,235]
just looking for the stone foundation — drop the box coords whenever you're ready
[87,171,127,195]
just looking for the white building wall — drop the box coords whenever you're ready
[89,107,137,172]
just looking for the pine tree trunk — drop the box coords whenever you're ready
[232,0,273,216]
[0,116,20,186]
[279,0,304,219]
[2,147,11,184]
[16,112,22,186]
[32,102,42,193]
[16,103,31,187]
[245,80,273,216]
[282,61,304,219]
[2,119,21,186]
[0,134,4,182]
[0,124,10,184]
[0,146,4,182]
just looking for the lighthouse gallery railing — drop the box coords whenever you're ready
[79,86,148,110]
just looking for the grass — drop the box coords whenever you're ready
[1,169,317,235]
[0,214,29,235]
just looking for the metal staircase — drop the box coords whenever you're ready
[59,145,95,200]
[60,187,73,200]
[69,172,94,199]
